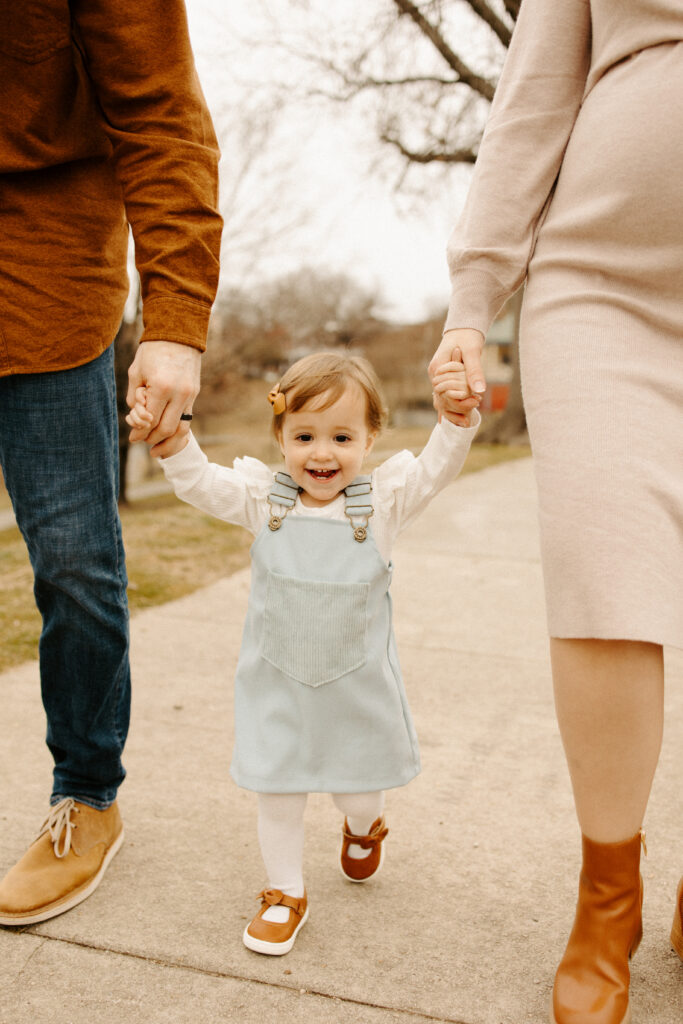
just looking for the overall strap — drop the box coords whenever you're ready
[267,472,299,531]
[344,475,373,543]
[266,472,374,541]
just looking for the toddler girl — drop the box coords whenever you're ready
[127,351,479,955]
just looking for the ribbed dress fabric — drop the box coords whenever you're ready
[445,0,683,647]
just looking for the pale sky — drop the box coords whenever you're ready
[183,0,476,323]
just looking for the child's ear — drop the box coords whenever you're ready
[365,431,377,454]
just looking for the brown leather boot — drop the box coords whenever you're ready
[551,831,645,1024]
[671,877,683,961]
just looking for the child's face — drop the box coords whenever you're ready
[278,384,376,508]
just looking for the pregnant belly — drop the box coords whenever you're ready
[534,41,683,261]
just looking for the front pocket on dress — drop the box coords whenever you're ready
[261,571,369,686]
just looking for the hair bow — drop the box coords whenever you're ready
[267,385,286,415]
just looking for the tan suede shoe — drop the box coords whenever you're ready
[0,797,124,926]
[243,889,308,955]
[339,815,388,883]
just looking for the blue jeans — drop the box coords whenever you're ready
[0,344,130,808]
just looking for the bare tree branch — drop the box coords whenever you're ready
[460,0,512,48]
[390,0,496,101]
[344,73,461,89]
[379,129,478,164]
[309,74,466,104]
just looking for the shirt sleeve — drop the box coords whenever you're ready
[160,434,271,534]
[444,0,591,336]
[373,412,480,542]
[70,0,223,350]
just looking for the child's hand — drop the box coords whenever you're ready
[431,351,479,427]
[431,358,470,403]
[125,386,154,439]
[125,385,190,457]
[441,407,473,428]
[151,433,191,459]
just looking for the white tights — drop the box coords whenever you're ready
[256,791,385,920]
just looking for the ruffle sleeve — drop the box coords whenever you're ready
[372,412,480,540]
[160,434,272,534]
[231,455,276,500]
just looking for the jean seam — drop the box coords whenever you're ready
[107,375,129,765]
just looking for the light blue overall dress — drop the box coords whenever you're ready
[230,472,421,794]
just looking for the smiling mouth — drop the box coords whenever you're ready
[306,469,338,481]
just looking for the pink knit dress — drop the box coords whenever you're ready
[445,0,683,647]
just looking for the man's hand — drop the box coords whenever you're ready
[126,340,201,455]
[429,328,486,420]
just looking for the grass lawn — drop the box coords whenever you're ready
[0,427,530,673]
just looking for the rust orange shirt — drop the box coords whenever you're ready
[0,0,222,376]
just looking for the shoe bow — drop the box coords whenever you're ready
[259,888,286,907]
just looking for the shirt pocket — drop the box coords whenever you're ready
[261,571,369,687]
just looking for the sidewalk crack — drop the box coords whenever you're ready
[30,931,474,1023]
[13,935,48,979]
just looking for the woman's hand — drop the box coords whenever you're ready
[429,328,486,420]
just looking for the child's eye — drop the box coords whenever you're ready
[296,433,313,443]
[334,434,352,443]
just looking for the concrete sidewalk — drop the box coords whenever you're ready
[1,457,681,1024]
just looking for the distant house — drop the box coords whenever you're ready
[480,299,516,412]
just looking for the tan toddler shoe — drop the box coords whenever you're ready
[243,888,308,955]
[339,815,388,883]
[0,797,124,926]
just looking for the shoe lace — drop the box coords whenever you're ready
[38,797,79,858]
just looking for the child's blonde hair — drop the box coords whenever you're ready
[269,352,387,438]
